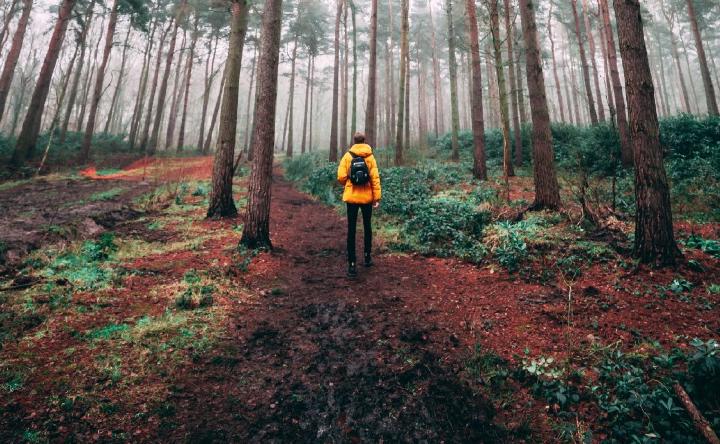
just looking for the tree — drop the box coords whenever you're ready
[685,0,718,115]
[207,0,249,218]
[178,14,200,150]
[80,0,120,162]
[240,0,283,249]
[465,0,487,180]
[445,0,460,162]
[581,0,605,121]
[328,0,341,162]
[0,0,32,122]
[599,0,632,166]
[570,0,598,124]
[488,0,514,178]
[148,1,186,154]
[547,0,565,123]
[612,0,680,264]
[11,0,76,166]
[504,0,523,167]
[519,0,561,209]
[364,0,378,146]
[395,0,409,166]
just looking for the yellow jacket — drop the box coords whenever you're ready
[337,144,382,204]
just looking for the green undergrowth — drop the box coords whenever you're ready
[464,338,720,443]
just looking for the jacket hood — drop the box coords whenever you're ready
[349,144,373,158]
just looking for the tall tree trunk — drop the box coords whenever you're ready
[11,0,76,166]
[466,0,487,180]
[207,0,248,218]
[599,0,631,166]
[489,0,514,178]
[365,0,378,145]
[519,0,561,209]
[417,50,428,150]
[49,45,79,130]
[329,0,342,162]
[139,22,169,152]
[104,25,131,133]
[243,38,258,154]
[178,15,199,151]
[612,0,680,264]
[165,28,187,150]
[570,0,598,124]
[300,55,312,154]
[404,50,410,147]
[77,13,106,133]
[384,40,392,148]
[514,22,528,124]
[679,36,700,114]
[686,0,718,115]
[149,8,183,154]
[597,8,615,119]
[308,56,315,151]
[0,0,32,122]
[286,38,298,157]
[61,1,96,144]
[388,0,396,143]
[582,0,605,121]
[0,0,20,51]
[428,0,443,136]
[504,0,523,167]
[129,11,158,148]
[204,65,226,154]
[80,0,118,162]
[341,0,349,147]
[394,0,409,165]
[350,0,358,140]
[445,0,460,162]
[241,0,283,249]
[547,1,565,123]
[197,35,219,151]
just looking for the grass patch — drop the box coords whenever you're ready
[89,187,125,201]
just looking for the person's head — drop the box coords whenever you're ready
[353,132,366,144]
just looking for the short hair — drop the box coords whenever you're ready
[353,132,366,144]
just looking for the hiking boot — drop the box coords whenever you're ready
[347,262,357,278]
[364,253,374,267]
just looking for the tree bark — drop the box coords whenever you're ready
[129,9,158,149]
[204,65,226,154]
[140,21,170,152]
[0,0,32,122]
[0,0,20,51]
[240,0,283,249]
[428,0,443,136]
[504,0,523,167]
[243,36,258,154]
[286,38,298,157]
[350,0,358,140]
[489,0,514,178]
[364,0,377,145]
[308,55,315,151]
[328,0,342,162]
[178,15,199,151]
[582,0,605,121]
[165,28,187,150]
[104,25,131,134]
[300,54,311,154]
[207,0,248,218]
[80,0,119,162]
[599,0,632,166]
[466,0,487,180]
[445,0,460,162]
[612,0,680,265]
[11,0,76,166]
[395,0,409,165]
[686,0,718,115]
[570,0,598,124]
[148,6,183,154]
[547,1,565,123]
[519,0,561,209]
[514,22,528,124]
[341,0,349,147]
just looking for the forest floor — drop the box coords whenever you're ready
[0,156,719,442]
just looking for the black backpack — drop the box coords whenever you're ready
[348,152,370,185]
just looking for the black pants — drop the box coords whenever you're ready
[347,203,372,264]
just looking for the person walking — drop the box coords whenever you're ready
[337,132,382,278]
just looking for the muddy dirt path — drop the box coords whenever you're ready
[164,175,537,442]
